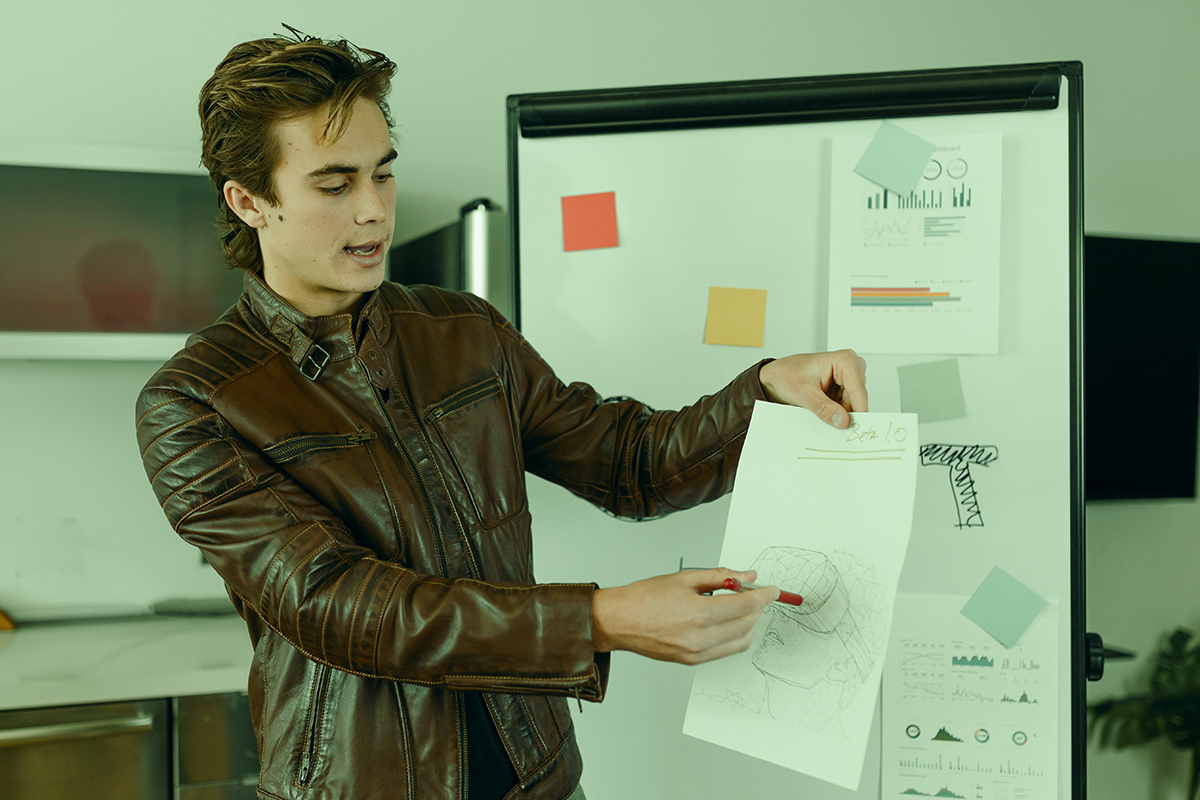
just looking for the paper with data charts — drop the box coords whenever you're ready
[883,593,1058,800]
[828,131,1003,354]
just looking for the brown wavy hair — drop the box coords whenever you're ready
[199,25,397,272]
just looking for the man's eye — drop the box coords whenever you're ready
[375,173,394,184]
[320,184,348,195]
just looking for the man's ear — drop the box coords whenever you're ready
[224,180,269,229]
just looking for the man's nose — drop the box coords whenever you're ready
[355,183,389,224]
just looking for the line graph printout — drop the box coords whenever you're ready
[827,132,1002,355]
[884,594,1058,800]
[684,404,918,790]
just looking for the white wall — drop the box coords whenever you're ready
[2,0,1198,796]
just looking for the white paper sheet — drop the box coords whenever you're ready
[883,594,1059,800]
[827,132,1003,355]
[683,404,919,789]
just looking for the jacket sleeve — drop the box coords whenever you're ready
[136,367,606,700]
[493,312,770,519]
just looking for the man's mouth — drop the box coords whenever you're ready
[345,242,383,257]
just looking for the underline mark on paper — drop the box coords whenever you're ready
[799,447,904,461]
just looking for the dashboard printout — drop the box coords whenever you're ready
[827,132,1002,355]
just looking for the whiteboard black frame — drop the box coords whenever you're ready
[507,61,1085,798]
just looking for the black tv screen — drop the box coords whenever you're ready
[1085,235,1200,500]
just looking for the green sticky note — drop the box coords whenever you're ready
[961,567,1047,648]
[855,120,938,195]
[898,359,967,423]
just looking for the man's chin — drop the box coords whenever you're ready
[360,274,386,293]
[344,266,386,294]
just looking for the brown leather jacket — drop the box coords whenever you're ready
[135,272,766,799]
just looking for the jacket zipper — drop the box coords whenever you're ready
[458,693,469,800]
[392,683,418,799]
[365,376,451,576]
[370,365,475,798]
[297,662,332,786]
[425,378,501,422]
[265,431,378,462]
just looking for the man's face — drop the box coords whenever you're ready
[248,97,397,317]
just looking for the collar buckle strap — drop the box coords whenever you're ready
[299,343,331,381]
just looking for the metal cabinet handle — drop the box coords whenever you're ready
[0,713,155,747]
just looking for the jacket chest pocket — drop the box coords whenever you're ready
[425,377,524,529]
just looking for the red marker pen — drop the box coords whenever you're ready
[723,577,803,606]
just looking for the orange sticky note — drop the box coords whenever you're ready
[705,287,767,347]
[562,191,619,252]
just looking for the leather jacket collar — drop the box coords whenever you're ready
[240,269,392,381]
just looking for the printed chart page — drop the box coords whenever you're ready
[828,132,1002,355]
[684,404,918,790]
[883,594,1059,800]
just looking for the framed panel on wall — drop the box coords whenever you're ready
[0,163,243,360]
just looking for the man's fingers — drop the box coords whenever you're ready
[679,568,776,625]
[682,567,757,595]
[684,602,772,664]
[835,352,869,413]
[843,383,869,413]
[800,389,852,429]
[595,568,778,665]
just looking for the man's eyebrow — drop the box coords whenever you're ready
[306,149,398,179]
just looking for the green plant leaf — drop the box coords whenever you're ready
[1091,697,1159,749]
[1090,627,1200,759]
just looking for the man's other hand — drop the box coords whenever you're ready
[591,568,778,665]
[759,349,867,429]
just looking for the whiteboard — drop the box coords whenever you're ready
[510,64,1083,799]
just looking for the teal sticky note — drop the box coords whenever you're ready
[855,120,938,195]
[961,567,1048,648]
[898,359,967,423]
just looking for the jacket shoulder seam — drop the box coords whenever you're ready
[148,438,226,485]
[162,456,245,517]
[136,393,189,428]
[140,412,222,458]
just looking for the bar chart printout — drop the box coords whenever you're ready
[851,287,961,308]
[883,594,1058,800]
[828,131,1002,354]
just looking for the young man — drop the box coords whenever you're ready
[136,29,867,800]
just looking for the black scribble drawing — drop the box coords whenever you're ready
[919,444,999,528]
[697,548,887,735]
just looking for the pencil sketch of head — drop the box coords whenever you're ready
[747,547,886,729]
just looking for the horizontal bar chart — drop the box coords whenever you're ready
[851,287,962,307]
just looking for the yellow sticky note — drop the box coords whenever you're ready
[705,287,767,347]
